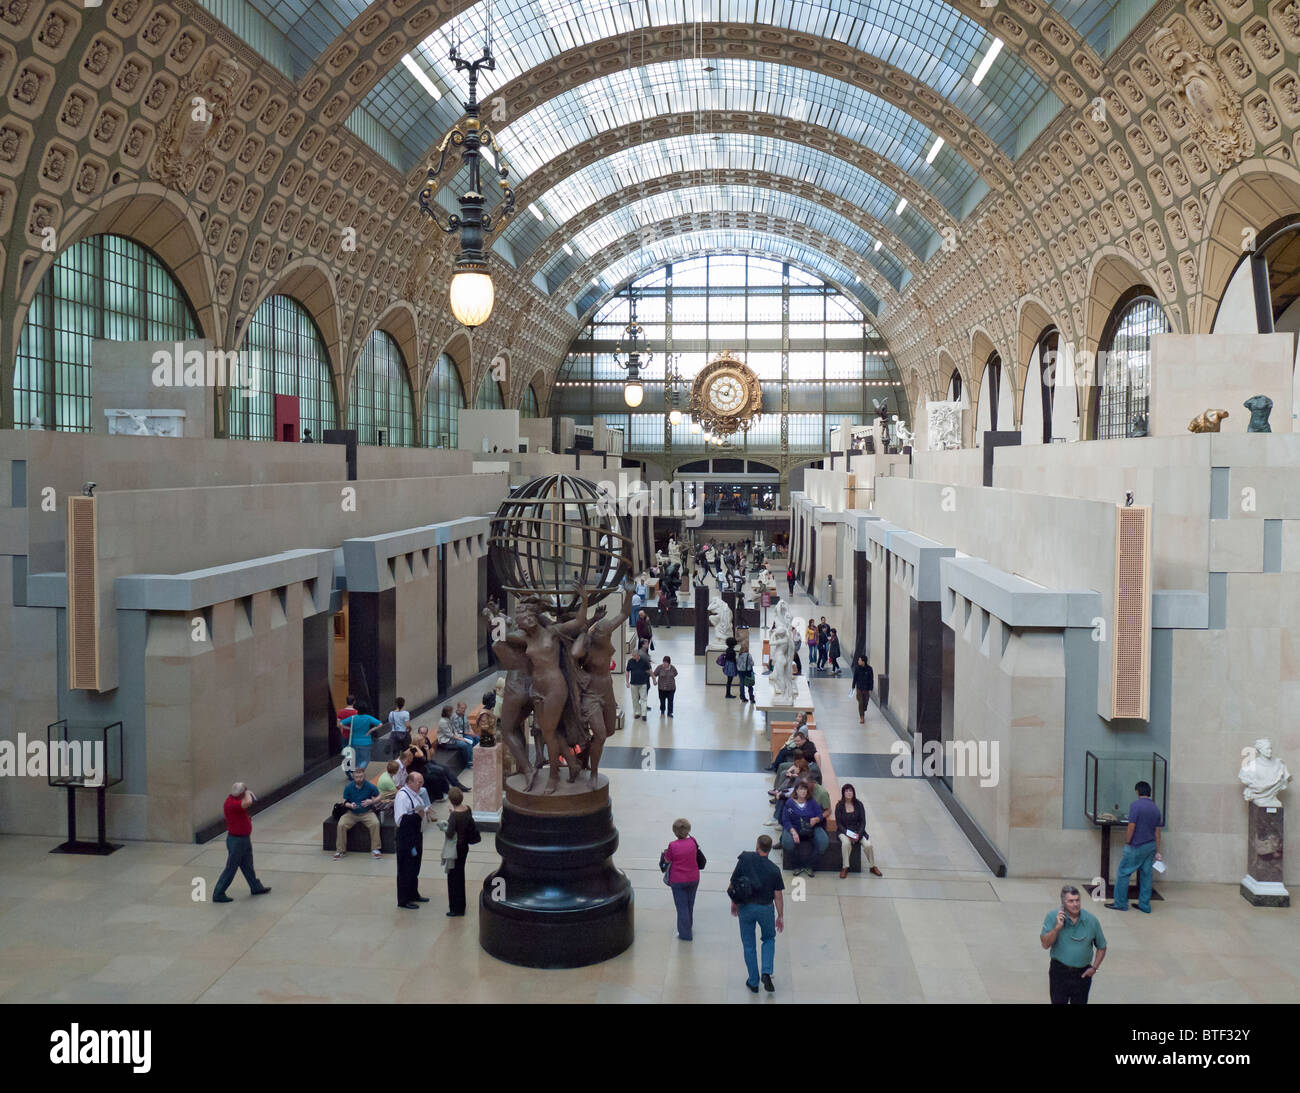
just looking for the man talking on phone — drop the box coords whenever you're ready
[1040,884,1107,1004]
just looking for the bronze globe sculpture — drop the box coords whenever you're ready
[488,473,634,617]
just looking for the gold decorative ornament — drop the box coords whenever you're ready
[689,352,762,437]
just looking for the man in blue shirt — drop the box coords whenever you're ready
[1040,884,1107,1004]
[334,769,382,859]
[1107,780,1164,913]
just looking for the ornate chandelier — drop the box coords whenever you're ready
[417,26,514,329]
[689,351,762,437]
[613,290,653,408]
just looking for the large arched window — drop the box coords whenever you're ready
[521,385,540,418]
[231,294,337,440]
[14,234,200,431]
[424,353,465,448]
[976,352,1002,437]
[348,330,414,446]
[1024,328,1060,445]
[946,370,962,403]
[476,374,504,409]
[551,254,903,457]
[1094,291,1170,440]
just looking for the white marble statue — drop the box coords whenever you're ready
[706,596,733,650]
[895,418,914,448]
[668,537,681,565]
[767,599,796,704]
[1239,739,1292,808]
[927,400,963,450]
[654,550,668,569]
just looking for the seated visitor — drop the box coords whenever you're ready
[413,730,470,796]
[767,758,818,824]
[835,784,882,879]
[780,781,829,877]
[770,728,817,774]
[437,704,476,768]
[377,760,399,797]
[452,701,477,744]
[334,768,383,860]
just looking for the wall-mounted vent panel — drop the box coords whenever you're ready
[67,495,100,690]
[1111,504,1151,720]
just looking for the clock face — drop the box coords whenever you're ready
[707,372,746,414]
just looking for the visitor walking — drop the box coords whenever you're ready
[850,654,874,723]
[834,784,882,878]
[394,772,430,909]
[635,608,654,651]
[1040,884,1107,1004]
[729,835,785,994]
[213,782,271,902]
[815,618,830,670]
[341,704,382,777]
[827,629,841,675]
[441,787,479,916]
[736,645,756,703]
[786,567,795,597]
[660,818,703,940]
[387,697,411,750]
[627,645,652,720]
[722,637,738,699]
[1105,781,1163,914]
[651,655,678,716]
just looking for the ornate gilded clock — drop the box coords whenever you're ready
[689,352,762,436]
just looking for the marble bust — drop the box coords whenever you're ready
[1239,739,1291,808]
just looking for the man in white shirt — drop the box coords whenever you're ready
[394,772,431,909]
[388,697,411,749]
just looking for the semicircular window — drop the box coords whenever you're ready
[349,330,414,446]
[1095,294,1169,440]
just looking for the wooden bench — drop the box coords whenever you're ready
[771,726,860,874]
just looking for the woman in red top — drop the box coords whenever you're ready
[661,818,703,941]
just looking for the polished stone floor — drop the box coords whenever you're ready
[0,584,1295,1003]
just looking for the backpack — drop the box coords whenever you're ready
[340,746,356,777]
[727,854,758,904]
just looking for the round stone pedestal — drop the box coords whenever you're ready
[479,774,634,968]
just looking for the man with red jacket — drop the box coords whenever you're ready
[213,782,272,903]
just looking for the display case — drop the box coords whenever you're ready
[1084,750,1168,826]
[47,719,124,855]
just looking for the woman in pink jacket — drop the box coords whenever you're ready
[661,818,704,940]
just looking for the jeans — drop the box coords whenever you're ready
[780,826,829,869]
[671,880,698,939]
[631,683,648,717]
[658,689,674,715]
[1111,840,1157,911]
[214,834,265,897]
[351,746,371,773]
[448,737,475,767]
[738,902,776,987]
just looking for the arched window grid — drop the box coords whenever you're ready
[424,353,465,448]
[1095,294,1169,440]
[348,330,415,446]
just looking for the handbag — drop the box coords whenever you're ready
[693,838,707,870]
[331,802,348,819]
[797,822,815,840]
[659,851,672,886]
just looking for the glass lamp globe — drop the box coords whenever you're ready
[449,269,495,328]
[623,381,644,408]
[669,409,682,425]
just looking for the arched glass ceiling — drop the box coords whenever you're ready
[449,59,977,222]
[580,229,882,318]
[500,132,936,265]
[540,186,908,293]
[354,0,1047,171]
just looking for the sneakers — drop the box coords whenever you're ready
[371,849,382,858]
[213,894,233,903]
[332,851,343,860]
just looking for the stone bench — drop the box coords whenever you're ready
[772,726,860,874]
[322,808,397,853]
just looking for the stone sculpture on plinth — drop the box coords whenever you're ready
[927,400,963,450]
[1239,738,1291,907]
[767,599,796,704]
[1244,394,1273,433]
[706,595,734,650]
[1188,408,1229,433]
[479,473,637,966]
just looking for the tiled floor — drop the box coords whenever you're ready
[0,585,1295,1003]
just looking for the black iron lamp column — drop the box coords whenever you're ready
[613,290,652,408]
[417,31,514,329]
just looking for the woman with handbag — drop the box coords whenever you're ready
[722,637,738,698]
[660,818,704,940]
[780,781,828,877]
[440,787,480,916]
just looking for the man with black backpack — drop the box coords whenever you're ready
[728,834,785,994]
